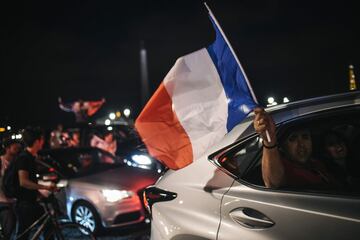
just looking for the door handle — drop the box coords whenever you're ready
[229,208,275,229]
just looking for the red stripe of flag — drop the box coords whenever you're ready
[135,82,193,170]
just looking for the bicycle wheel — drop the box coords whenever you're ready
[46,222,96,240]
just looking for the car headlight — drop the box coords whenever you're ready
[102,189,133,202]
[131,154,152,165]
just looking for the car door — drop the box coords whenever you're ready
[212,106,360,239]
[219,181,360,240]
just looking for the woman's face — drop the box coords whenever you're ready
[104,133,114,143]
[325,134,348,161]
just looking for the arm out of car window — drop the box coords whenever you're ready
[253,108,285,188]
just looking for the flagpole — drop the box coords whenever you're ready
[204,2,272,143]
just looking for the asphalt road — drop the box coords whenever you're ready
[96,224,150,240]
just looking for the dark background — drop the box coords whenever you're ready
[1,0,359,128]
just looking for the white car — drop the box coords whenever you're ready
[38,147,161,234]
[144,91,360,240]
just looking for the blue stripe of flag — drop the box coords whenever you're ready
[206,15,257,132]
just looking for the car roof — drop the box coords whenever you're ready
[39,147,110,156]
[238,91,360,138]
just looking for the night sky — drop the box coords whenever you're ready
[1,0,359,128]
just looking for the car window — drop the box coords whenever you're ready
[97,150,118,164]
[214,106,360,196]
[211,136,262,179]
[42,149,123,178]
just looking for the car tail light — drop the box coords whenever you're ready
[143,186,177,218]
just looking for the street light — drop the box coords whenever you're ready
[7,126,11,131]
[124,108,131,118]
[267,97,275,105]
[283,97,290,103]
[109,112,116,120]
[104,119,111,126]
[267,97,277,107]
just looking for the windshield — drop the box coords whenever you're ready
[42,149,123,178]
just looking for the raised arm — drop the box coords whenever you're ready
[58,97,73,112]
[253,108,285,188]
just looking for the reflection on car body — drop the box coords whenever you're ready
[144,91,360,240]
[38,147,161,234]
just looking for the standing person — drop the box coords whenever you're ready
[0,139,21,239]
[14,127,56,239]
[49,124,63,148]
[58,97,106,123]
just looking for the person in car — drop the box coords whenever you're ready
[321,130,360,189]
[90,131,117,156]
[68,131,81,147]
[253,108,337,189]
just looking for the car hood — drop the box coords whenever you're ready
[71,166,160,192]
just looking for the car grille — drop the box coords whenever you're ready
[113,211,142,224]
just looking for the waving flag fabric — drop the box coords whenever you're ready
[135,6,258,170]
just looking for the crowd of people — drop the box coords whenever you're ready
[1,107,358,238]
[49,124,118,155]
[0,123,123,238]
[0,128,57,239]
[0,97,131,238]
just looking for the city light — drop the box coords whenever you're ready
[0,128,5,132]
[16,134,22,139]
[104,119,111,126]
[7,126,11,130]
[124,108,131,118]
[116,111,121,118]
[107,126,113,131]
[109,112,116,120]
[283,97,290,103]
[267,97,275,104]
[267,97,277,107]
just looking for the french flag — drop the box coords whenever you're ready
[135,6,258,170]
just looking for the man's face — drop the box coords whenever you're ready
[37,136,45,150]
[73,133,80,141]
[284,129,312,164]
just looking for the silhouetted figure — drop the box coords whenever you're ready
[0,139,21,239]
[58,97,105,123]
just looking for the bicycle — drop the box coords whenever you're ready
[6,184,97,240]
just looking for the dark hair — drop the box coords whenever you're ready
[2,139,20,149]
[22,127,44,147]
[103,131,113,138]
[322,130,347,149]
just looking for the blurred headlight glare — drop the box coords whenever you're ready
[102,189,133,202]
[131,154,152,165]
